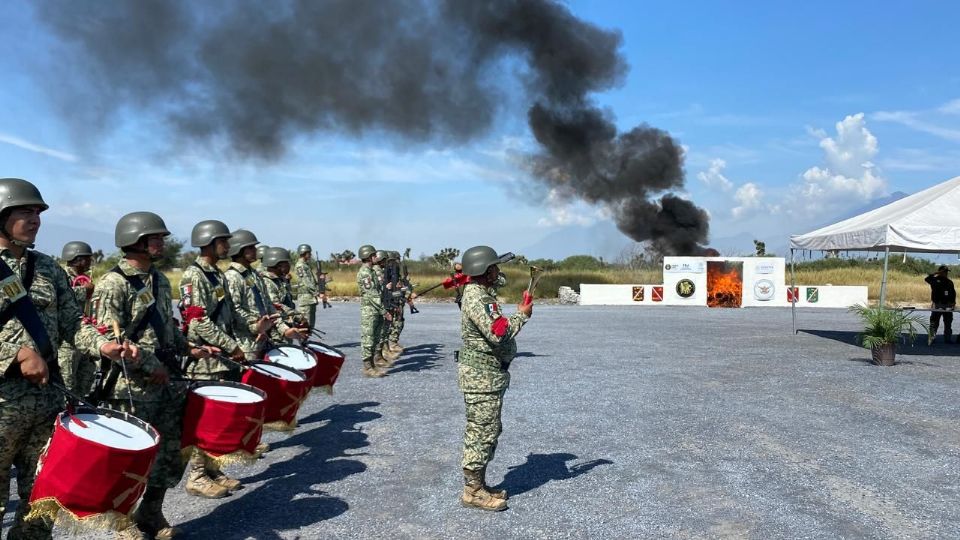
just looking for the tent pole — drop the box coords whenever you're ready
[879,247,890,308]
[790,248,797,334]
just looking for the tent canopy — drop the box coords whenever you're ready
[789,175,960,253]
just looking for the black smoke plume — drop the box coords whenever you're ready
[36,0,709,254]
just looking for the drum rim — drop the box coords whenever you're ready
[304,341,345,358]
[246,361,307,381]
[190,380,267,400]
[263,346,318,368]
[60,406,161,444]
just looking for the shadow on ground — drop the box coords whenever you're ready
[801,329,960,357]
[389,343,444,374]
[178,401,381,540]
[494,452,613,498]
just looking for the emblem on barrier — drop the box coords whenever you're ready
[632,286,644,302]
[753,279,774,301]
[676,279,696,298]
[806,287,819,303]
[652,286,663,302]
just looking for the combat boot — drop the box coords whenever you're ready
[115,524,149,540]
[373,349,390,369]
[254,442,270,458]
[389,341,404,355]
[185,467,230,499]
[362,358,385,378]
[133,487,182,539]
[380,345,400,365]
[461,469,507,511]
[479,466,507,500]
[206,467,242,491]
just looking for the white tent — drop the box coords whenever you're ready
[788,175,960,331]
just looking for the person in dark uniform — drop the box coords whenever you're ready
[925,265,956,344]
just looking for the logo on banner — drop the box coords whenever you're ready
[755,261,776,274]
[787,287,799,303]
[632,286,644,302]
[676,279,696,298]
[753,279,774,301]
[652,286,663,302]
[664,261,705,274]
[806,287,819,303]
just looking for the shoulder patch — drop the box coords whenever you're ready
[180,283,193,306]
[484,301,501,319]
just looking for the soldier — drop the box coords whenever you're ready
[259,248,306,328]
[255,244,269,267]
[356,245,390,377]
[0,178,131,538]
[456,245,532,512]
[178,220,251,498]
[294,244,320,330]
[224,230,304,355]
[386,251,410,356]
[317,266,333,309]
[372,250,399,368]
[451,261,466,309]
[94,211,217,539]
[58,240,97,395]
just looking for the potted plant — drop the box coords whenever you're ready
[849,305,929,366]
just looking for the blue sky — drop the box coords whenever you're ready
[1,1,959,259]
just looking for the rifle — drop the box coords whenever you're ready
[381,259,403,312]
[401,262,419,314]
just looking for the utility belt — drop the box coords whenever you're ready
[456,347,507,373]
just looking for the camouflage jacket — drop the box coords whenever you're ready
[0,248,109,398]
[225,262,289,351]
[179,258,239,372]
[64,266,92,317]
[259,269,299,323]
[92,259,189,399]
[356,264,385,314]
[294,258,319,303]
[458,282,529,393]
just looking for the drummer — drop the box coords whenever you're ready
[0,178,134,538]
[224,230,307,356]
[259,247,309,330]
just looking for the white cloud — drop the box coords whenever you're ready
[938,98,960,115]
[732,182,763,218]
[0,133,77,162]
[872,100,960,143]
[696,159,733,191]
[536,189,596,227]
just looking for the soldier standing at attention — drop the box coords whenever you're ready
[294,244,320,331]
[94,212,217,539]
[0,178,131,538]
[457,245,532,512]
[259,248,306,329]
[356,245,390,377]
[317,267,333,309]
[178,220,249,498]
[58,241,97,395]
[925,265,956,344]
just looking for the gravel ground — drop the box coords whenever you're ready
[5,304,960,539]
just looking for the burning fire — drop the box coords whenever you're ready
[707,261,743,308]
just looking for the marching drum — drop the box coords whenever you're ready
[241,362,310,431]
[181,381,267,465]
[304,342,345,393]
[264,346,318,387]
[28,407,159,529]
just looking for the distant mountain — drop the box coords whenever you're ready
[34,221,116,258]
[521,220,632,261]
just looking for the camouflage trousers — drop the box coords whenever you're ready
[0,385,61,539]
[57,344,96,397]
[114,388,187,490]
[461,390,505,471]
[360,305,384,360]
[296,301,317,332]
[388,311,405,344]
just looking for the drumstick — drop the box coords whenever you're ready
[113,320,135,411]
[50,382,90,428]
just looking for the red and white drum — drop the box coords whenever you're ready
[181,381,267,464]
[304,342,345,393]
[241,362,310,431]
[264,346,318,387]
[29,407,159,528]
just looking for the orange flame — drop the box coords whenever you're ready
[707,261,743,308]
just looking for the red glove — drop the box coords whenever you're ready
[455,273,471,286]
[491,317,509,337]
[442,277,456,289]
[522,291,533,306]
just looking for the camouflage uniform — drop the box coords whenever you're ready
[356,264,386,368]
[57,266,96,395]
[178,259,242,377]
[0,249,109,539]
[388,272,413,346]
[260,269,301,326]
[294,258,319,330]
[92,259,190,490]
[225,262,289,356]
[458,281,529,472]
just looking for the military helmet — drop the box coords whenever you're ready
[191,220,231,248]
[461,245,515,276]
[61,241,93,262]
[263,247,291,268]
[0,178,48,214]
[390,250,401,260]
[297,244,312,255]
[115,211,171,248]
[228,229,259,258]
[256,244,269,260]
[374,250,386,261]
[358,244,376,260]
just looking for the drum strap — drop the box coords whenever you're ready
[192,262,225,321]
[227,267,266,316]
[110,266,167,344]
[0,252,62,382]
